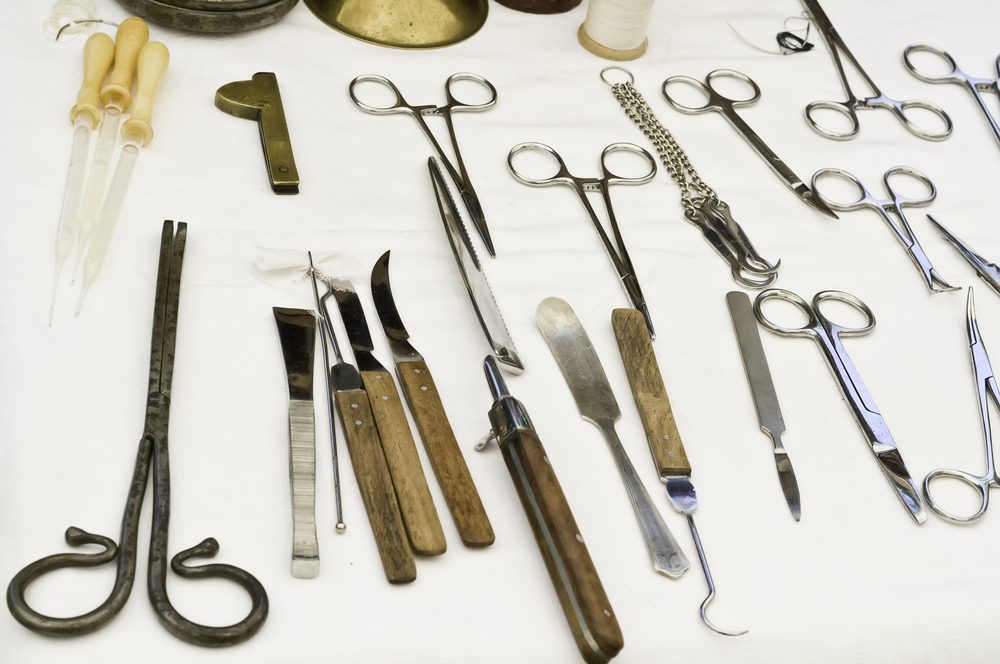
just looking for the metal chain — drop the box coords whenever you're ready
[611,81,717,215]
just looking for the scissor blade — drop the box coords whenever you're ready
[794,182,839,219]
[873,448,927,524]
[460,190,496,258]
[928,215,1000,297]
[429,157,523,373]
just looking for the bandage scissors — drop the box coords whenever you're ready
[811,166,958,293]
[507,141,657,338]
[7,221,268,646]
[800,0,952,141]
[904,44,1000,150]
[924,288,1000,524]
[350,73,498,256]
[662,69,837,219]
[753,289,927,524]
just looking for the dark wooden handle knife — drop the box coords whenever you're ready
[483,357,623,664]
[334,388,415,584]
[611,308,691,476]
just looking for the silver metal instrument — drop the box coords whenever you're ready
[350,73,498,256]
[754,289,927,524]
[508,141,658,338]
[904,45,1000,150]
[811,166,958,293]
[307,254,346,533]
[726,291,801,521]
[535,296,690,578]
[928,216,1000,297]
[429,156,523,374]
[800,0,952,141]
[662,69,837,219]
[923,289,1000,524]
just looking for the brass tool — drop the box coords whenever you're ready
[371,250,494,547]
[304,0,488,49]
[273,307,321,578]
[613,307,747,636]
[477,356,623,664]
[215,72,299,194]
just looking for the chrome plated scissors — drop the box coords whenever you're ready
[928,216,1000,297]
[350,73,498,256]
[924,289,1000,523]
[754,289,927,524]
[662,69,837,219]
[800,0,952,141]
[7,221,268,645]
[811,166,958,293]
[904,45,1000,150]
[507,141,657,338]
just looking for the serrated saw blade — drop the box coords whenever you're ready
[428,157,523,374]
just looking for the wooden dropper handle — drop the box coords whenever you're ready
[101,17,148,110]
[69,33,114,126]
[121,42,169,146]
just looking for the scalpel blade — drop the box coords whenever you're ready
[726,291,801,520]
[429,157,523,374]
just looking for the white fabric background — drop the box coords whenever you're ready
[3,0,1000,662]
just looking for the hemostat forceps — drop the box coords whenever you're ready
[6,221,268,646]
[923,288,1000,523]
[508,141,658,338]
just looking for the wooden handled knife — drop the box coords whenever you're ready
[370,251,495,548]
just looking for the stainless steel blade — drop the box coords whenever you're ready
[371,250,424,364]
[536,296,689,578]
[726,291,801,520]
[429,157,523,374]
[330,278,387,373]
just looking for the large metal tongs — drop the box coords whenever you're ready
[7,221,269,646]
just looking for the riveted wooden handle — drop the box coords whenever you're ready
[612,308,691,477]
[121,42,169,146]
[397,361,494,548]
[70,33,114,126]
[361,370,446,556]
[501,428,623,664]
[335,389,415,583]
[102,17,148,110]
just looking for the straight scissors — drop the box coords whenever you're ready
[507,142,657,338]
[753,289,927,524]
[6,221,268,646]
[811,166,958,293]
[800,0,952,141]
[924,288,1000,523]
[904,45,1000,150]
[662,69,837,219]
[350,73,498,256]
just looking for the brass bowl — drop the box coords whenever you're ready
[304,0,488,49]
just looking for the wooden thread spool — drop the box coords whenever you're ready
[579,0,655,61]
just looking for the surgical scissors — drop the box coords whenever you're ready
[800,0,952,141]
[924,288,1000,524]
[811,166,958,293]
[904,45,1000,150]
[753,289,927,524]
[507,141,657,338]
[350,73,498,256]
[662,69,837,219]
[6,221,269,646]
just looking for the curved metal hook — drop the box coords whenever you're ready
[55,19,120,41]
[686,514,747,637]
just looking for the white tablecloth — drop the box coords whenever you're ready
[4,0,1000,662]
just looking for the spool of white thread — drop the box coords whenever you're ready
[579,0,655,61]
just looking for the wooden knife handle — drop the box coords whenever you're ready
[501,428,623,664]
[397,361,495,548]
[335,389,415,583]
[612,309,691,477]
[361,370,447,556]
